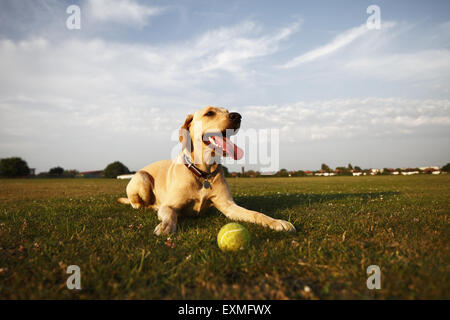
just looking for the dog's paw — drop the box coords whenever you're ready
[131,202,142,209]
[154,221,177,236]
[270,219,296,232]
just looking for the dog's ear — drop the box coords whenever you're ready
[179,114,194,151]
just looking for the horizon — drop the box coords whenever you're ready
[21,159,448,175]
[0,0,449,173]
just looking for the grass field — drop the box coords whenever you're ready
[0,175,449,299]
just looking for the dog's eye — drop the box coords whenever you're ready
[204,111,215,117]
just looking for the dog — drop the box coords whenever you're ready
[118,106,296,235]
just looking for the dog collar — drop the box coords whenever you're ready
[183,154,221,185]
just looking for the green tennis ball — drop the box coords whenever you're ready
[217,223,250,251]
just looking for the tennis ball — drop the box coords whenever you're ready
[217,223,250,251]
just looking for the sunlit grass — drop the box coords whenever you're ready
[0,175,448,299]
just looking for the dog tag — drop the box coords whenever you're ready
[203,180,211,189]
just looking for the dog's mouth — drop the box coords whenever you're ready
[203,129,244,160]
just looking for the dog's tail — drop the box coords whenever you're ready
[117,197,130,205]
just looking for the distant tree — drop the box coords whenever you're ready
[295,170,306,177]
[347,163,353,170]
[246,170,257,177]
[104,161,130,178]
[354,166,362,171]
[441,163,450,172]
[277,168,289,177]
[0,157,30,177]
[382,168,391,175]
[321,163,332,172]
[37,172,50,178]
[63,169,79,178]
[49,166,64,176]
[395,168,402,173]
[336,166,352,176]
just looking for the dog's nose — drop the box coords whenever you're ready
[229,112,242,122]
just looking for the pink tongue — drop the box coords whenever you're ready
[212,136,244,160]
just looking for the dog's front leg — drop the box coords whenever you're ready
[214,199,296,232]
[154,205,178,236]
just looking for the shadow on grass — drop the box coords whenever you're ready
[233,191,400,214]
[177,191,400,231]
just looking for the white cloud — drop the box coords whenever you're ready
[194,21,301,74]
[240,98,450,142]
[87,0,164,27]
[282,24,368,68]
[344,49,450,83]
[281,22,396,68]
[0,20,300,171]
[0,20,300,120]
[1,6,449,172]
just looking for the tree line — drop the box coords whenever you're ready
[1,157,450,178]
[0,157,131,178]
[223,162,450,177]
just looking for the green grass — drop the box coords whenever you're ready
[0,175,449,299]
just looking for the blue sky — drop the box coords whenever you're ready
[0,0,449,173]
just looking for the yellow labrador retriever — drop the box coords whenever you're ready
[118,106,296,235]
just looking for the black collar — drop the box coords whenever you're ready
[183,154,221,180]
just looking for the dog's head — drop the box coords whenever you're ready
[179,106,243,163]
